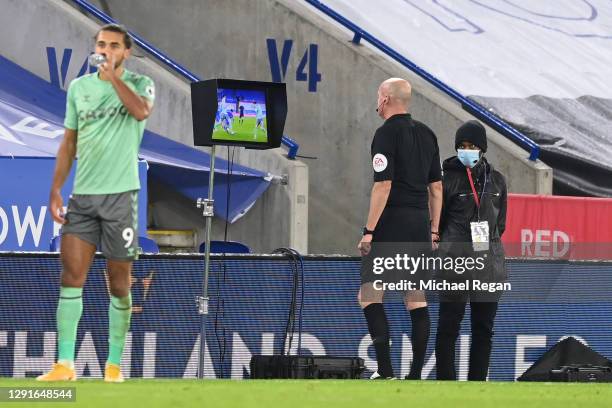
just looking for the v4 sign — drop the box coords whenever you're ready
[267,39,322,92]
[46,47,97,89]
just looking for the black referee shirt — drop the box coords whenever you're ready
[371,113,442,209]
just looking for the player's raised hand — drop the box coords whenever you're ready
[99,54,119,81]
[49,190,66,224]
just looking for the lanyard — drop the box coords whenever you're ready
[466,167,486,209]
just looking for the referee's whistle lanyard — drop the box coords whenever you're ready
[466,165,487,222]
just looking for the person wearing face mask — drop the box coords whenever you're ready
[435,120,508,381]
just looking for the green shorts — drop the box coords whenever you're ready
[61,191,139,260]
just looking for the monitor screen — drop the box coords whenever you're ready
[191,79,286,149]
[212,88,268,144]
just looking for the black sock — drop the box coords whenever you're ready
[407,306,430,379]
[363,303,393,377]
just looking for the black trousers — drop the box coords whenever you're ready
[435,299,498,381]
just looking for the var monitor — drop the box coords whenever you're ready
[191,79,287,149]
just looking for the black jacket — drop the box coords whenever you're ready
[438,156,508,283]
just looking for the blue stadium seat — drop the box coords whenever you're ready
[49,235,61,252]
[138,236,160,253]
[199,240,250,254]
[49,235,160,254]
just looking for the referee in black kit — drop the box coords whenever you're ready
[358,78,443,379]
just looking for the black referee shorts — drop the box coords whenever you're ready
[361,206,431,285]
[373,206,429,243]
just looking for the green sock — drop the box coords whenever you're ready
[56,287,83,363]
[107,294,132,366]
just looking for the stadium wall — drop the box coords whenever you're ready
[82,0,552,254]
[0,0,308,253]
[1,253,610,381]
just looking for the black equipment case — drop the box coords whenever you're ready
[549,365,612,382]
[250,356,365,379]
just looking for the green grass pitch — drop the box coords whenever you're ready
[213,116,268,143]
[1,379,611,408]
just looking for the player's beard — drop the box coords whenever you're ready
[113,56,124,70]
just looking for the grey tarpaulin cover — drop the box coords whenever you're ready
[317,0,612,196]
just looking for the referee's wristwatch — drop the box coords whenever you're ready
[362,227,375,236]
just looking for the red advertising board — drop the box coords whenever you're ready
[503,194,612,259]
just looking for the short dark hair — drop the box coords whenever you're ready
[95,23,132,49]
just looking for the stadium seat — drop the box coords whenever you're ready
[49,235,160,254]
[198,240,250,254]
[49,235,62,252]
[138,236,160,253]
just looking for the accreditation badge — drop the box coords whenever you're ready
[470,221,490,252]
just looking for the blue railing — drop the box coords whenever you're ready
[305,0,540,161]
[281,135,299,159]
[70,0,299,158]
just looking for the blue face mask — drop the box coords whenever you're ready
[457,149,480,168]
